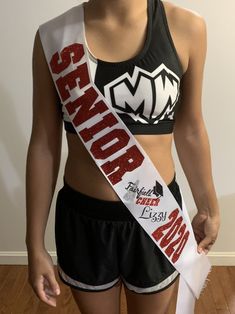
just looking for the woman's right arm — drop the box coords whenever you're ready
[25,29,63,307]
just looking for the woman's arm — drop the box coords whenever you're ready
[173,11,220,254]
[173,12,220,219]
[25,30,63,251]
[25,29,62,306]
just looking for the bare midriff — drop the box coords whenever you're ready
[63,132,175,201]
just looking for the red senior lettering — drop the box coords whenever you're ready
[66,86,99,115]
[91,129,130,159]
[56,63,89,102]
[65,87,108,127]
[101,145,144,185]
[50,43,84,74]
[80,113,118,142]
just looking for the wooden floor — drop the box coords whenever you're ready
[0,266,234,313]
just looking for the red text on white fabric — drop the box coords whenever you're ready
[152,208,190,263]
[49,43,144,185]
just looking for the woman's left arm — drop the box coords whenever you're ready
[173,12,220,253]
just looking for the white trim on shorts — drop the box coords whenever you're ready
[121,270,179,294]
[57,262,120,291]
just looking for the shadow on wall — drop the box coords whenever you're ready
[0,85,28,250]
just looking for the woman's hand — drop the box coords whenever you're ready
[191,212,220,255]
[27,248,61,307]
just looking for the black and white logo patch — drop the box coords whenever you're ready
[103,63,180,124]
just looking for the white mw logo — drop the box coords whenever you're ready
[103,63,180,124]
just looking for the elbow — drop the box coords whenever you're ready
[28,123,63,156]
[173,118,207,142]
[27,133,62,166]
[173,122,210,152]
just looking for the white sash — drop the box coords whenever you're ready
[38,4,211,313]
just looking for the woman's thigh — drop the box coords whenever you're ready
[124,276,179,314]
[70,279,122,314]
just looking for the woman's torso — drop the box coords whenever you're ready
[63,0,189,200]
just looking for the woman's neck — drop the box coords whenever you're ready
[84,0,147,23]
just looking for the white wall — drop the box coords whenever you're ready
[0,0,234,265]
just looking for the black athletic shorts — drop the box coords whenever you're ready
[55,173,182,294]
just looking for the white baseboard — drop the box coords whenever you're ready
[0,251,57,265]
[0,251,235,266]
[206,252,235,265]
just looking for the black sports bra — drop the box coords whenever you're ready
[59,0,184,135]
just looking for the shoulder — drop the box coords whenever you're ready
[162,1,207,45]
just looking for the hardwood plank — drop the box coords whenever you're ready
[13,266,39,314]
[209,266,230,310]
[0,265,9,284]
[0,265,25,310]
[217,267,235,314]
[200,281,217,314]
[0,266,11,309]
[194,268,218,314]
[195,297,208,314]
[8,266,28,313]
[228,266,235,287]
